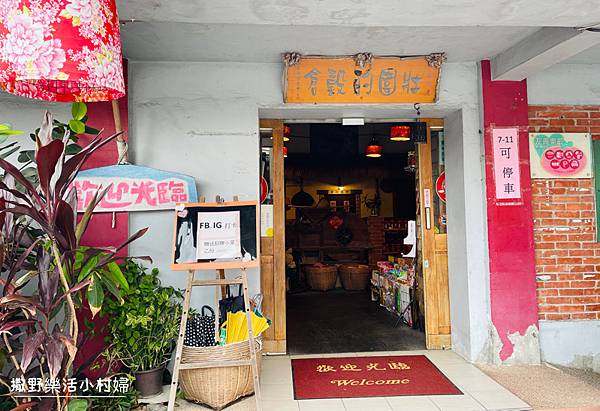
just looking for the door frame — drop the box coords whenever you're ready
[259,119,287,353]
[260,118,451,352]
[417,118,452,349]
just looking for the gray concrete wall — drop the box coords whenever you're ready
[445,107,491,363]
[0,61,492,362]
[528,64,600,105]
[127,60,491,361]
[443,63,490,362]
[527,63,600,370]
[539,320,600,372]
[127,62,282,298]
[0,93,69,157]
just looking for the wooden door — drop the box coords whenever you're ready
[259,120,286,353]
[417,119,452,349]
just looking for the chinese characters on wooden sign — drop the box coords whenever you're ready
[492,128,521,200]
[72,165,198,212]
[284,56,441,104]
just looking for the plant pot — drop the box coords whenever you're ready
[134,365,165,398]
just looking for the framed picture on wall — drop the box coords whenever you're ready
[171,201,260,271]
[529,132,592,179]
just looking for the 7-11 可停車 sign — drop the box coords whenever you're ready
[492,127,521,201]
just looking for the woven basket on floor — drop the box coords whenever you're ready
[339,264,371,290]
[179,338,262,410]
[305,264,338,291]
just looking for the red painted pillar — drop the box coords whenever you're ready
[481,60,539,361]
[78,60,129,254]
[73,62,129,377]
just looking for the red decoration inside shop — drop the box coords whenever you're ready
[390,125,411,141]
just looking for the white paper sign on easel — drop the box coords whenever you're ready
[196,211,242,260]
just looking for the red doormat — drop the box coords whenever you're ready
[291,355,462,399]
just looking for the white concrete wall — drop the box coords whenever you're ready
[527,63,600,370]
[0,61,492,362]
[0,93,70,157]
[528,64,600,105]
[127,60,491,361]
[445,108,491,363]
[127,62,282,301]
[442,62,490,362]
[539,320,600,372]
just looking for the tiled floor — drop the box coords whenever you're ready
[176,350,532,411]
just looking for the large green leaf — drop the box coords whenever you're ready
[17,150,35,164]
[100,274,123,304]
[0,123,22,136]
[71,102,87,121]
[87,276,104,318]
[84,125,101,135]
[68,119,85,135]
[78,255,99,282]
[21,166,37,181]
[65,143,83,155]
[67,399,88,411]
[107,262,129,291]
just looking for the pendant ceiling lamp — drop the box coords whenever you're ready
[0,0,125,102]
[390,125,411,141]
[365,137,382,158]
[283,125,291,142]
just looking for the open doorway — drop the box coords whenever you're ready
[258,119,450,354]
[278,122,433,354]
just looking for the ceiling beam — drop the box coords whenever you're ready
[491,27,600,81]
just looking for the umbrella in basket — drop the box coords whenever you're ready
[222,311,270,344]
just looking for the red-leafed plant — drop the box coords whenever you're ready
[0,111,147,410]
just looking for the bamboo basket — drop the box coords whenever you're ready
[179,338,262,410]
[339,264,371,290]
[305,265,338,291]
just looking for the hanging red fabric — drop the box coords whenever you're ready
[0,0,125,102]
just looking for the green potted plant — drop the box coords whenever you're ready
[0,108,148,410]
[103,260,183,398]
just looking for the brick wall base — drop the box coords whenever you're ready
[529,105,600,320]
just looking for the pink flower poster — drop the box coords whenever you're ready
[529,133,592,179]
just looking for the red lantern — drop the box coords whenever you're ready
[283,125,291,142]
[0,0,125,102]
[390,125,411,141]
[366,138,382,158]
[283,146,288,158]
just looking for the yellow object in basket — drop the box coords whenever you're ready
[221,311,270,344]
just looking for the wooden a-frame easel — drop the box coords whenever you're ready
[167,197,262,411]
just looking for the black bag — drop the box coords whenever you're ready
[184,305,217,347]
[219,285,245,325]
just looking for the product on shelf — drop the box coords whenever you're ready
[370,258,416,326]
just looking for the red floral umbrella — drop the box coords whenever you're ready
[0,0,125,102]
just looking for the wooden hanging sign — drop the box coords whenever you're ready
[283,53,444,104]
[72,165,198,212]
